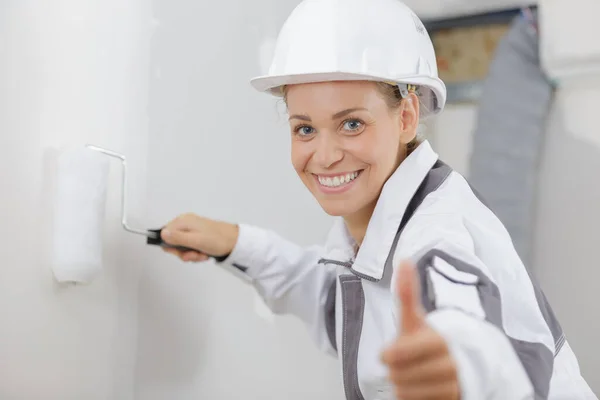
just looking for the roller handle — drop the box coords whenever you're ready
[146,228,229,262]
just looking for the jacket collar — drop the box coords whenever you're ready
[322,140,439,280]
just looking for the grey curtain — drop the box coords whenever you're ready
[468,10,554,268]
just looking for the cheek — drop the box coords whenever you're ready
[290,141,311,175]
[348,131,399,170]
[372,128,402,166]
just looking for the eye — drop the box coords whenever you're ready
[294,125,316,137]
[342,119,364,133]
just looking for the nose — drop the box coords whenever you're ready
[313,132,343,169]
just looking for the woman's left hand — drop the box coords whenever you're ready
[381,261,460,400]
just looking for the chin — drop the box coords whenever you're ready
[317,199,360,217]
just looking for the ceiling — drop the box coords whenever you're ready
[403,0,536,20]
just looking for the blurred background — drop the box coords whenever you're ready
[0,0,598,398]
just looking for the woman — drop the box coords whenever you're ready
[159,0,596,399]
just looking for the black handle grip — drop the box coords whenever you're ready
[147,228,229,262]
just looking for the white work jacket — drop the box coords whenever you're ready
[219,141,596,400]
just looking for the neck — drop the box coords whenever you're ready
[343,198,377,248]
[345,146,410,249]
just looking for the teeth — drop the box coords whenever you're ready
[318,171,359,188]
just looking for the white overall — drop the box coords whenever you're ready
[219,141,597,400]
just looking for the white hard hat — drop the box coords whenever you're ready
[250,0,447,117]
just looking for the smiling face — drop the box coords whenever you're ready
[285,80,419,223]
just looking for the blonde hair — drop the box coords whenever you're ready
[282,81,423,154]
[374,82,422,154]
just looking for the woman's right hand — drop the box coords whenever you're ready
[160,213,239,263]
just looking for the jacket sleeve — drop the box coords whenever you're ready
[391,212,556,400]
[217,223,338,357]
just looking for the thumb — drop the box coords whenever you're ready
[397,260,426,334]
[162,227,203,251]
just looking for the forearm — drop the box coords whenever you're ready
[218,224,338,355]
[427,309,535,400]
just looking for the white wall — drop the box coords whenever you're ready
[0,1,150,399]
[428,105,478,177]
[134,0,343,399]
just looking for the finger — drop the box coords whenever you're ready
[162,213,201,240]
[382,328,447,366]
[195,253,210,262]
[161,246,198,263]
[389,355,456,385]
[181,251,197,262]
[397,260,425,334]
[163,247,207,263]
[162,247,183,258]
[161,227,202,251]
[395,380,459,400]
[169,213,198,231]
[182,251,209,263]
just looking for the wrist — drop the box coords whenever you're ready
[217,221,239,256]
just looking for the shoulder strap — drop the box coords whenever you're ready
[399,159,452,233]
[382,159,453,280]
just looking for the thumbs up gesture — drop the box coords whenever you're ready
[381,261,460,400]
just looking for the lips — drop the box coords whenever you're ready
[316,171,360,188]
[311,169,364,194]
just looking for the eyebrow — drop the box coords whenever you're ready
[288,107,368,122]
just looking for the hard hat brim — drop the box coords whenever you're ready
[250,71,446,116]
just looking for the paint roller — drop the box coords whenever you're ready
[50,144,218,284]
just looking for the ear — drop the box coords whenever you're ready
[399,92,420,145]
